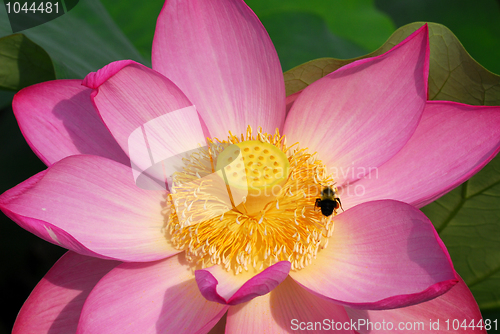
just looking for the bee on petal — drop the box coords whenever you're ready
[315,187,343,217]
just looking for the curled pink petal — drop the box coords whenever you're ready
[82,60,137,89]
[226,277,354,333]
[13,80,128,166]
[85,61,208,165]
[195,261,291,305]
[290,200,457,310]
[342,101,500,209]
[77,254,228,334]
[346,274,486,333]
[284,25,429,186]
[0,155,180,262]
[153,0,286,138]
[13,252,119,334]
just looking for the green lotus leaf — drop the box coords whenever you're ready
[245,0,394,52]
[260,11,367,72]
[0,0,146,79]
[0,34,55,91]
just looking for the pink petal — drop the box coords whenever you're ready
[77,254,228,334]
[0,155,180,262]
[195,261,290,305]
[13,80,129,166]
[84,61,210,175]
[82,60,136,89]
[290,200,457,310]
[226,277,354,333]
[345,274,486,333]
[284,25,429,186]
[13,252,119,334]
[285,91,301,116]
[342,101,500,209]
[152,0,286,138]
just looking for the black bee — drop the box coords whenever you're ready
[315,187,343,217]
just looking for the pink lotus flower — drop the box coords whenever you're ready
[2,0,499,333]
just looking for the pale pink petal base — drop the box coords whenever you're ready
[13,252,119,334]
[0,155,179,262]
[153,0,286,138]
[13,80,129,166]
[196,261,290,305]
[77,254,228,334]
[342,101,500,209]
[284,25,429,186]
[346,275,486,333]
[290,200,457,309]
[226,277,354,333]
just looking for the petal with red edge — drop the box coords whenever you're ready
[0,155,179,262]
[77,254,228,334]
[346,274,486,333]
[13,252,119,334]
[284,25,429,186]
[195,261,290,305]
[342,101,500,209]
[82,60,136,89]
[13,80,129,167]
[226,277,354,333]
[290,200,457,310]
[152,0,285,138]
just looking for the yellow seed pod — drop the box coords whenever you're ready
[216,140,289,215]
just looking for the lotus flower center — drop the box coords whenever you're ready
[164,127,337,274]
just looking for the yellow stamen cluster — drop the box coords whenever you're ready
[163,126,336,274]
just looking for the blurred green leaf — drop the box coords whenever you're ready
[0,34,55,91]
[246,0,395,52]
[100,0,396,58]
[284,23,500,106]
[98,1,372,71]
[100,0,164,60]
[375,0,500,75]
[261,11,367,71]
[0,0,146,79]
